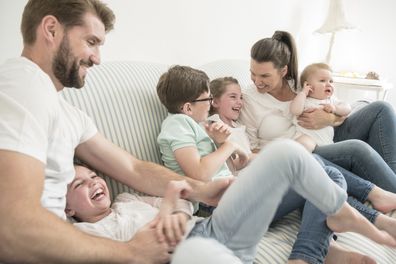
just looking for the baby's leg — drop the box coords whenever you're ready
[295,134,317,152]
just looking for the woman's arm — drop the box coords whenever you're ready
[297,108,346,129]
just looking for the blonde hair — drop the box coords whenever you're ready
[300,63,332,87]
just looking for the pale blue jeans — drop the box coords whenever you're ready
[183,140,347,264]
[273,155,378,264]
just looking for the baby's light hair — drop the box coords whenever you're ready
[300,63,332,88]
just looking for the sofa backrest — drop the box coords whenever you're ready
[61,60,252,199]
[61,61,169,198]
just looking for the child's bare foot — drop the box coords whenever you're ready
[325,240,376,264]
[375,214,396,239]
[368,186,396,213]
[326,202,396,247]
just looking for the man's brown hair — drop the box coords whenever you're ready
[21,0,115,45]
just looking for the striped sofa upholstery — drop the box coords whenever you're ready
[61,60,396,264]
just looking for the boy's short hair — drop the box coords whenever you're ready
[156,65,210,113]
[300,63,332,87]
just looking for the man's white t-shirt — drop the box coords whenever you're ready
[0,57,97,218]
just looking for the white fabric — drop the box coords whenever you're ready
[293,97,337,146]
[43,60,396,263]
[74,192,196,242]
[239,85,298,150]
[172,237,242,264]
[0,57,97,218]
[207,114,251,155]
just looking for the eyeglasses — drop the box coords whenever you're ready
[192,96,213,104]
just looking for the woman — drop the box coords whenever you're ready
[239,30,396,194]
[156,65,396,264]
[210,76,396,264]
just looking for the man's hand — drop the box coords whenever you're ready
[151,181,191,247]
[127,227,172,264]
[185,178,233,206]
[205,122,231,145]
[297,108,345,129]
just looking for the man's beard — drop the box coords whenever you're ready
[52,36,92,89]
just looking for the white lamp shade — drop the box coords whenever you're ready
[316,0,356,33]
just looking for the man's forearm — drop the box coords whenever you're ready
[131,159,200,197]
[0,151,134,264]
[1,204,134,263]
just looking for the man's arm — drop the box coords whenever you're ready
[75,133,232,205]
[297,108,346,129]
[0,150,151,264]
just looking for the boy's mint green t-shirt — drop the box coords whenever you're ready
[157,113,231,179]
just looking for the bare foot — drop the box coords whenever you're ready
[368,186,396,213]
[326,202,396,247]
[375,214,396,239]
[325,240,376,264]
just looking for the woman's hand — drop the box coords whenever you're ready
[297,108,346,129]
[322,104,336,113]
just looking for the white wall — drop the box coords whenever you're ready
[1,0,396,105]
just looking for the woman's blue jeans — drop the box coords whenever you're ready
[315,101,396,193]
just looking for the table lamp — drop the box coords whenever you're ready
[315,0,356,64]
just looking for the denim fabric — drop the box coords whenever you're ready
[188,140,347,264]
[318,156,374,201]
[287,165,346,264]
[334,101,396,181]
[273,155,376,264]
[314,139,396,193]
[347,196,378,223]
[172,237,243,264]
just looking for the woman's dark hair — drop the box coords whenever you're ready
[251,31,298,90]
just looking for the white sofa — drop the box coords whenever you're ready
[61,60,396,264]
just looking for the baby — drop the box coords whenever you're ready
[290,63,351,151]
